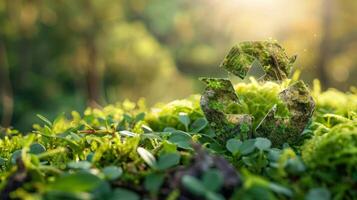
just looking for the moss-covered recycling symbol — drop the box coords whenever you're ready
[200,41,315,147]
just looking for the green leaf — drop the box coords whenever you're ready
[53,112,65,126]
[205,192,225,200]
[226,138,242,154]
[157,153,180,170]
[123,114,132,122]
[163,127,176,132]
[267,149,282,162]
[352,171,357,182]
[110,188,139,200]
[119,130,137,137]
[141,125,153,133]
[141,133,162,140]
[182,175,206,196]
[42,190,93,199]
[269,183,292,197]
[168,131,192,150]
[11,150,22,164]
[67,161,92,170]
[49,172,103,192]
[36,114,53,127]
[86,152,94,162]
[0,157,5,165]
[29,143,46,154]
[305,188,331,200]
[243,156,255,167]
[161,140,177,153]
[254,138,271,151]
[285,157,306,174]
[239,139,256,155]
[70,132,81,142]
[102,166,123,180]
[137,147,157,168]
[144,173,165,193]
[135,112,146,122]
[178,112,190,131]
[190,118,208,133]
[202,169,224,192]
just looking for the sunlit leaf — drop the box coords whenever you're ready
[141,125,153,133]
[178,112,190,131]
[119,130,137,137]
[137,147,157,168]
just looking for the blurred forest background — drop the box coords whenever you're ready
[0,0,356,131]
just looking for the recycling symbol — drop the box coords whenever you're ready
[200,41,315,146]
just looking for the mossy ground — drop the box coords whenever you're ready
[0,79,356,200]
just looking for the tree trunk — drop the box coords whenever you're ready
[82,1,101,108]
[85,38,101,107]
[0,39,14,128]
[316,0,333,89]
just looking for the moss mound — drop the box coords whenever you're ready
[0,78,356,200]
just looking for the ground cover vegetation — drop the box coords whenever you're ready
[0,41,356,200]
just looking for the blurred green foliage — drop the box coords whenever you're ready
[0,0,356,131]
[0,0,192,130]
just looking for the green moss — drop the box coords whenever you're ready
[0,78,356,199]
[301,120,357,198]
[199,78,226,90]
[209,101,225,111]
[302,121,357,169]
[233,79,291,128]
[203,41,314,147]
[220,41,296,81]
